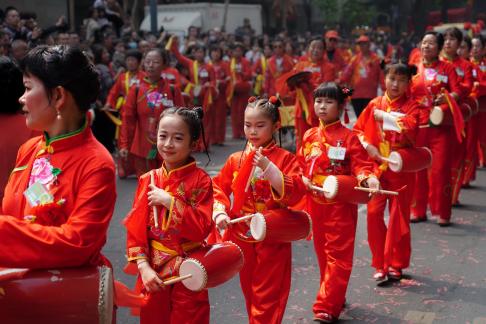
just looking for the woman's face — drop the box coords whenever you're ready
[443,34,459,57]
[144,51,164,80]
[19,74,56,131]
[471,38,484,59]
[421,34,440,60]
[309,40,324,62]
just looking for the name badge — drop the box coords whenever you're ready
[359,67,368,78]
[472,69,478,78]
[424,68,437,81]
[481,65,486,72]
[200,70,208,78]
[327,146,346,160]
[436,74,448,83]
[455,68,464,77]
[24,181,53,207]
[162,98,174,107]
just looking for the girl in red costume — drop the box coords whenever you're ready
[212,96,305,324]
[409,31,461,226]
[354,63,420,282]
[125,107,213,324]
[0,45,116,269]
[119,48,184,177]
[298,83,379,323]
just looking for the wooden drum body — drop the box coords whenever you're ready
[388,147,432,173]
[322,175,371,204]
[249,209,312,243]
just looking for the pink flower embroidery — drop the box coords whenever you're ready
[29,157,55,186]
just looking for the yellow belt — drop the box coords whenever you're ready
[150,240,201,256]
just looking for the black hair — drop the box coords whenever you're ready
[209,45,223,58]
[423,31,445,52]
[20,45,100,112]
[0,57,24,114]
[4,6,17,16]
[444,27,463,44]
[384,62,417,80]
[125,48,142,62]
[462,35,472,51]
[246,97,282,123]
[313,82,353,104]
[91,44,108,65]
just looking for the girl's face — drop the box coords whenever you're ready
[244,107,278,148]
[471,38,483,59]
[144,51,164,80]
[443,35,459,57]
[314,96,340,124]
[20,74,57,131]
[421,34,440,60]
[157,115,193,170]
[385,71,409,99]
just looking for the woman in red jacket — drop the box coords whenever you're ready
[1,45,116,269]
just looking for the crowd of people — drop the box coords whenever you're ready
[1,2,486,324]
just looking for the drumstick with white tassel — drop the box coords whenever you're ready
[150,171,159,228]
[353,187,399,196]
[161,274,193,286]
[229,213,258,224]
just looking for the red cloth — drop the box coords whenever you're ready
[264,54,294,95]
[408,47,421,67]
[161,67,182,88]
[340,52,384,99]
[106,70,145,109]
[0,122,116,268]
[227,57,252,139]
[297,121,374,318]
[354,94,419,271]
[124,159,213,323]
[212,142,304,323]
[120,77,184,176]
[0,114,36,201]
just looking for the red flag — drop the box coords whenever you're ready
[231,151,256,214]
[354,106,382,147]
[443,89,465,143]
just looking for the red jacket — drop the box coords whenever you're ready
[106,70,145,109]
[341,52,385,99]
[1,122,116,268]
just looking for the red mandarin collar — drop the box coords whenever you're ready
[385,92,407,109]
[37,118,90,156]
[319,119,342,133]
[245,140,278,156]
[160,157,197,179]
[422,59,439,68]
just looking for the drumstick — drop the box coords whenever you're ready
[150,171,159,228]
[380,156,398,164]
[353,187,399,196]
[310,185,330,194]
[229,214,257,224]
[161,274,193,286]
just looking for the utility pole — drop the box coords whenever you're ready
[150,0,158,34]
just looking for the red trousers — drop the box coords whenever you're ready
[231,95,249,139]
[367,169,413,271]
[209,96,228,144]
[230,233,291,324]
[307,198,357,318]
[411,126,453,220]
[139,282,209,324]
[462,115,479,185]
[450,130,466,204]
[478,109,486,166]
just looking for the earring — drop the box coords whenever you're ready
[56,111,62,120]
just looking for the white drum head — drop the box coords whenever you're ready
[250,213,266,241]
[429,106,444,125]
[179,258,207,292]
[388,151,403,172]
[322,176,338,199]
[98,266,114,324]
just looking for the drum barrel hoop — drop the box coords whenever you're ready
[98,266,113,324]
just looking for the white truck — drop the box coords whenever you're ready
[140,3,262,38]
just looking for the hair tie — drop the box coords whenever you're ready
[248,96,257,103]
[342,87,351,95]
[269,96,278,105]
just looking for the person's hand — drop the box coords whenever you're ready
[215,213,231,231]
[434,93,446,105]
[366,144,382,162]
[101,104,114,112]
[364,176,380,191]
[253,147,270,170]
[119,148,129,159]
[138,261,164,293]
[56,15,66,27]
[373,109,384,121]
[301,175,313,190]
[148,184,172,207]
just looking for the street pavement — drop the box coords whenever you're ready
[104,123,486,324]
